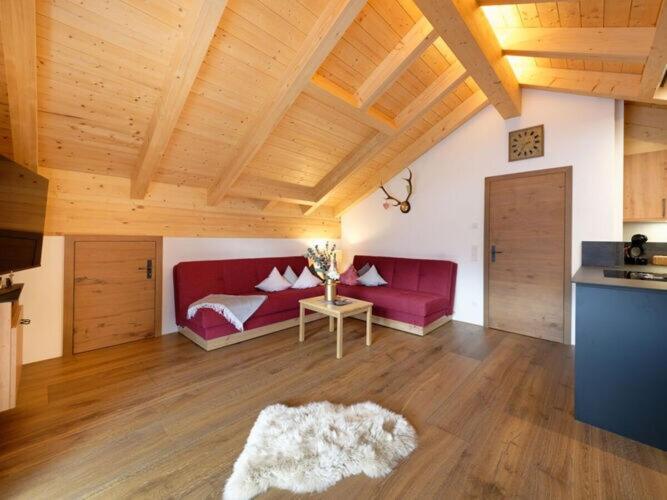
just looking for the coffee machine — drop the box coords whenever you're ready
[624,234,649,265]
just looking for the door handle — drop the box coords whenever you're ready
[663,198,666,218]
[138,259,153,279]
[491,245,504,263]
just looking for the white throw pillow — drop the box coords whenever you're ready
[291,267,322,289]
[358,262,371,276]
[357,265,387,287]
[256,267,292,292]
[283,266,298,284]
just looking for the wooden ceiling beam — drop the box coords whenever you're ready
[229,175,318,206]
[355,16,437,110]
[515,66,666,105]
[497,27,654,63]
[305,75,397,135]
[335,90,489,217]
[640,1,667,98]
[478,0,576,5]
[303,63,468,216]
[0,0,38,171]
[414,0,521,119]
[131,0,228,199]
[207,0,367,206]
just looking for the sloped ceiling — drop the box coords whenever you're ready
[0,0,665,237]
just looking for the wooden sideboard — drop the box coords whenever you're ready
[0,288,23,412]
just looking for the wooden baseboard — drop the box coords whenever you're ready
[178,313,325,351]
[352,313,452,336]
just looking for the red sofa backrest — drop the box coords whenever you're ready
[352,255,457,302]
[173,256,309,326]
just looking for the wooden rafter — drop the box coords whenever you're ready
[229,175,318,206]
[303,62,468,216]
[130,0,228,199]
[515,66,666,105]
[0,0,38,171]
[207,0,367,206]
[640,1,667,98]
[336,90,489,216]
[305,75,397,135]
[414,0,521,119]
[478,0,576,4]
[497,27,654,63]
[355,17,437,110]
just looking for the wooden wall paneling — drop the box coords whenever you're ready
[640,0,667,97]
[0,0,38,170]
[40,168,340,239]
[131,0,229,199]
[207,0,367,205]
[415,0,521,118]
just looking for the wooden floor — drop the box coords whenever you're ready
[0,320,665,499]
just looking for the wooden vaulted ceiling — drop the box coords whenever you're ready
[0,0,666,237]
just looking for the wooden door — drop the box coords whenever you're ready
[65,236,162,354]
[485,167,571,343]
[624,151,667,221]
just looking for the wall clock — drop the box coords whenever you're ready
[509,124,544,161]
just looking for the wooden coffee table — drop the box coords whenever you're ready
[298,296,373,359]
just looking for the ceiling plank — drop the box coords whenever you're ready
[639,1,667,98]
[515,66,666,105]
[207,0,367,206]
[497,27,654,63]
[229,175,318,206]
[0,0,38,171]
[355,16,437,110]
[478,0,577,4]
[305,75,397,135]
[130,0,228,199]
[335,90,489,217]
[303,63,468,216]
[414,0,521,119]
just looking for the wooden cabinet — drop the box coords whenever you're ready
[624,151,667,221]
[0,300,23,412]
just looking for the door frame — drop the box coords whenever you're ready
[63,235,163,357]
[483,166,573,344]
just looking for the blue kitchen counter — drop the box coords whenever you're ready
[573,270,667,451]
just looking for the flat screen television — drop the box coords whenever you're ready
[0,156,49,274]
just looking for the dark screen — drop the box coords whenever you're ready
[0,156,49,274]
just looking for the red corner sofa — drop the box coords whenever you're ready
[173,255,457,351]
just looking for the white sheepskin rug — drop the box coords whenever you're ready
[223,401,417,499]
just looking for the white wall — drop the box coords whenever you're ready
[624,222,667,242]
[9,236,329,363]
[341,90,624,337]
[9,236,65,364]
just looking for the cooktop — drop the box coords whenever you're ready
[603,269,667,281]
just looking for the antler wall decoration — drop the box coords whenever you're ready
[380,169,413,214]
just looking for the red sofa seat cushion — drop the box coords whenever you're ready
[254,287,323,317]
[337,285,448,317]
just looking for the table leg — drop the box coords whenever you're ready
[336,316,343,359]
[329,316,334,333]
[366,307,372,346]
[299,304,305,342]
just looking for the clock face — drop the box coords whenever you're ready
[509,125,544,161]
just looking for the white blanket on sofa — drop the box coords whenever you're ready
[187,294,267,331]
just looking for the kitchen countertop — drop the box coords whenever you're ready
[572,265,667,292]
